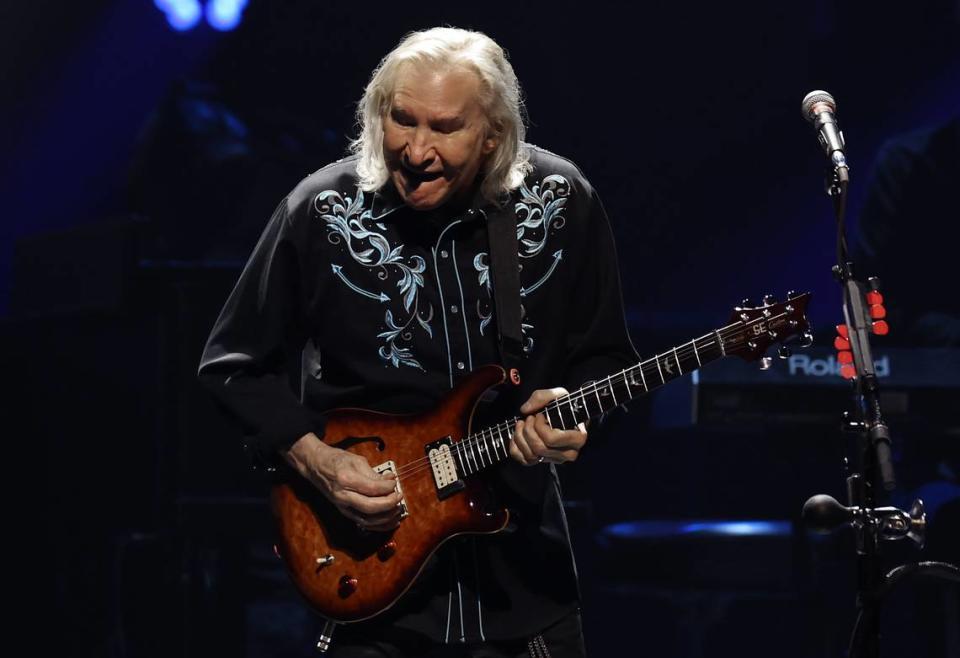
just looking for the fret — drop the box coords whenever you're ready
[639,364,648,391]
[544,405,555,429]
[480,431,491,464]
[714,330,726,356]
[564,395,577,429]
[655,354,665,384]
[454,442,468,476]
[692,339,702,367]
[593,385,603,416]
[608,378,618,406]
[574,392,588,425]
[622,371,633,399]
[460,442,474,475]
[495,423,508,458]
[553,402,569,430]
[467,439,479,470]
[672,347,683,375]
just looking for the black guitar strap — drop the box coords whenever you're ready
[482,205,525,384]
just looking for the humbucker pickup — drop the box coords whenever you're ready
[424,437,466,500]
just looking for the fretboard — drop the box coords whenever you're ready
[449,323,741,478]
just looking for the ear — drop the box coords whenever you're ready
[482,136,498,155]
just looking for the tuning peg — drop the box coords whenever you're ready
[740,298,753,308]
[778,345,792,359]
[763,294,777,305]
[760,356,772,370]
[786,290,797,299]
[801,332,814,348]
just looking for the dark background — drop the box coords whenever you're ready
[2,1,958,656]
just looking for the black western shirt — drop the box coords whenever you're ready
[198,145,638,642]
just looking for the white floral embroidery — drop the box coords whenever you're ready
[315,189,432,370]
[474,175,571,353]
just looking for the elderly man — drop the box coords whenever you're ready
[199,27,637,657]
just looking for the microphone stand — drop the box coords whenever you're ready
[803,161,960,658]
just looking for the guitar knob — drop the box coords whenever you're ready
[778,345,792,359]
[378,541,397,561]
[339,575,358,596]
[801,332,814,348]
[760,357,773,370]
[316,554,335,568]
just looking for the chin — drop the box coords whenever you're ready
[401,184,451,211]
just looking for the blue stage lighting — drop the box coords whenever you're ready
[206,0,248,31]
[154,0,202,32]
[155,0,247,32]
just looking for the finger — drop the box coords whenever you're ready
[512,420,538,465]
[522,415,572,463]
[508,438,528,466]
[520,387,569,415]
[339,488,403,515]
[341,466,399,497]
[535,415,587,451]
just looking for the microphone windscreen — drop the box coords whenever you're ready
[801,90,837,122]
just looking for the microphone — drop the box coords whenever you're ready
[801,90,848,172]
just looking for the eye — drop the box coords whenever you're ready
[390,109,416,127]
[431,119,464,135]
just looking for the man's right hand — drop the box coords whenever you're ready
[281,432,403,532]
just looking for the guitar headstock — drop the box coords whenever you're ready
[727,292,812,362]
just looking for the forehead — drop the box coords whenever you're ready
[390,63,485,117]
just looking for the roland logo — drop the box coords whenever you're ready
[788,354,890,378]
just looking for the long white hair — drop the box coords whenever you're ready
[350,27,531,204]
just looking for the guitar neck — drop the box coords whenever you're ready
[449,321,744,479]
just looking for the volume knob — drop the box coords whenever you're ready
[339,575,358,597]
[378,540,397,561]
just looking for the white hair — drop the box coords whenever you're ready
[350,27,531,205]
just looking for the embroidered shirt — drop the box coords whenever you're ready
[198,145,638,641]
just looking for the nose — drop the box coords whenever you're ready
[404,128,436,169]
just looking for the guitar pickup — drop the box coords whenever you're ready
[425,437,466,501]
[374,460,408,518]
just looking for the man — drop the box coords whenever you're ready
[199,27,637,657]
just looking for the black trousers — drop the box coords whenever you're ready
[327,608,587,658]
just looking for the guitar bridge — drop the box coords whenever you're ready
[425,437,466,500]
[373,460,409,518]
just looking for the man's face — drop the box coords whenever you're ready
[383,64,497,211]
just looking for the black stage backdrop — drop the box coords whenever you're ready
[2,1,958,656]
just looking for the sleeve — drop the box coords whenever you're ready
[562,187,640,399]
[197,197,325,465]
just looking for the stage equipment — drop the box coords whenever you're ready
[798,90,960,658]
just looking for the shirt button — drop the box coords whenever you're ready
[440,249,449,258]
[450,304,459,313]
[456,361,466,370]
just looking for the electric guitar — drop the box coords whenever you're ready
[270,292,812,622]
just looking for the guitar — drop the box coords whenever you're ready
[270,292,812,622]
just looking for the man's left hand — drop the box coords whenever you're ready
[510,387,587,466]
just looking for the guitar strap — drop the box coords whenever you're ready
[483,205,525,384]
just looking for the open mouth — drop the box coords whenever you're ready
[402,168,443,185]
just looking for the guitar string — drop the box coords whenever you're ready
[391,309,796,481]
[392,310,793,480]
[391,313,791,482]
